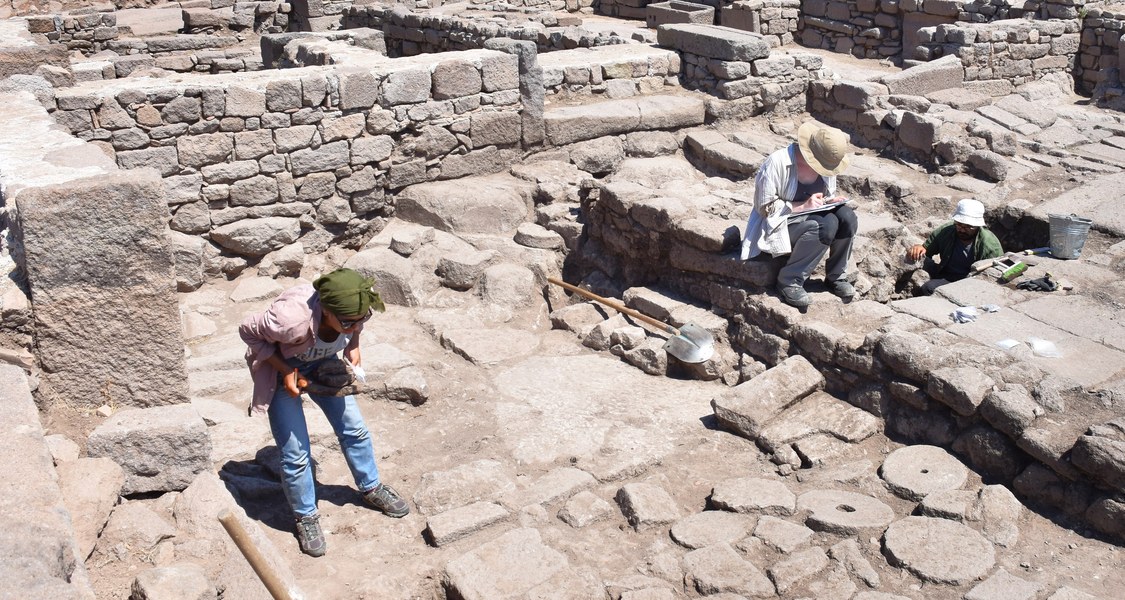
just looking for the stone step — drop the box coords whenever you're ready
[543,94,707,146]
[683,129,764,178]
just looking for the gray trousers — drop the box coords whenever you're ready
[777,207,857,288]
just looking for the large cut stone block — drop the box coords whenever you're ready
[443,528,569,598]
[87,404,212,494]
[880,54,963,96]
[13,170,188,407]
[0,365,96,598]
[396,174,533,234]
[711,355,825,441]
[657,23,771,62]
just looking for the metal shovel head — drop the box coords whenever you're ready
[662,323,715,363]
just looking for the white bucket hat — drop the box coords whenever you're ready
[952,199,986,228]
[797,121,852,176]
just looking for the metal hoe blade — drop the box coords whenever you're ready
[662,322,715,364]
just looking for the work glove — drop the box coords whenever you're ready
[1017,276,1057,292]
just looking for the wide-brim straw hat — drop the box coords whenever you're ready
[797,121,852,177]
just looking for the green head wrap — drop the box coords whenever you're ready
[313,268,385,318]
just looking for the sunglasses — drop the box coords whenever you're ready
[336,310,372,329]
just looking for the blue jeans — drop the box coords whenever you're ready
[267,360,381,517]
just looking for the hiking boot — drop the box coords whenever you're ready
[295,514,326,557]
[777,284,811,309]
[362,483,410,518]
[826,279,855,300]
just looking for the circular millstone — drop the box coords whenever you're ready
[879,445,969,501]
[797,490,895,535]
[883,516,995,584]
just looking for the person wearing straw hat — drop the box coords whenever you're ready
[239,268,409,557]
[905,198,1003,294]
[741,121,859,309]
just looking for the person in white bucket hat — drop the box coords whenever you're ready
[906,198,1003,294]
[740,121,859,309]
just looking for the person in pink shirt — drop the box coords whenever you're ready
[240,268,407,557]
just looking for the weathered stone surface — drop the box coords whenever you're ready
[479,263,537,308]
[424,502,509,547]
[0,365,96,598]
[927,365,995,416]
[518,467,596,506]
[883,516,995,585]
[443,528,569,599]
[413,459,518,515]
[14,170,188,407]
[131,563,216,600]
[87,405,210,495]
[919,489,976,521]
[756,391,881,453]
[682,543,774,597]
[711,477,801,515]
[615,482,681,531]
[828,538,880,588]
[879,445,968,501]
[441,328,540,366]
[753,515,814,553]
[964,568,1042,600]
[432,59,482,99]
[436,249,497,291]
[768,546,829,595]
[57,457,125,560]
[345,246,429,307]
[210,217,301,257]
[712,355,825,441]
[881,54,963,95]
[397,175,533,234]
[1071,426,1125,493]
[657,24,771,62]
[972,484,1022,547]
[877,330,949,383]
[93,502,176,563]
[558,491,614,528]
[798,490,895,535]
[670,511,755,549]
[980,385,1041,437]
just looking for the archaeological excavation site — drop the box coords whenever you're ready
[2,0,1125,597]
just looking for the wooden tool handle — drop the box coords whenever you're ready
[547,277,675,334]
[218,509,294,600]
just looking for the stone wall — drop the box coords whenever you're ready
[23,11,120,55]
[343,5,629,55]
[658,23,823,118]
[799,0,899,59]
[720,0,800,47]
[1079,3,1125,99]
[48,50,526,285]
[914,18,1080,89]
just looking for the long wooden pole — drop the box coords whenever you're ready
[218,509,294,600]
[547,277,677,334]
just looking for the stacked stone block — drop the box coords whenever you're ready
[1078,4,1125,99]
[915,18,1079,87]
[49,50,524,277]
[799,0,900,59]
[598,0,653,20]
[537,45,680,97]
[182,1,292,35]
[658,23,822,117]
[720,0,799,47]
[344,5,629,55]
[23,11,119,55]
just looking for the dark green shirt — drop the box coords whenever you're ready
[923,221,1004,278]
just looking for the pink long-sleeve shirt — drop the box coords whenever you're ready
[239,284,366,414]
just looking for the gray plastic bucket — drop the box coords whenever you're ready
[1048,213,1093,260]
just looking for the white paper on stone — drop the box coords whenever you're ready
[1027,337,1062,358]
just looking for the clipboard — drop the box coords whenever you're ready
[790,199,851,216]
